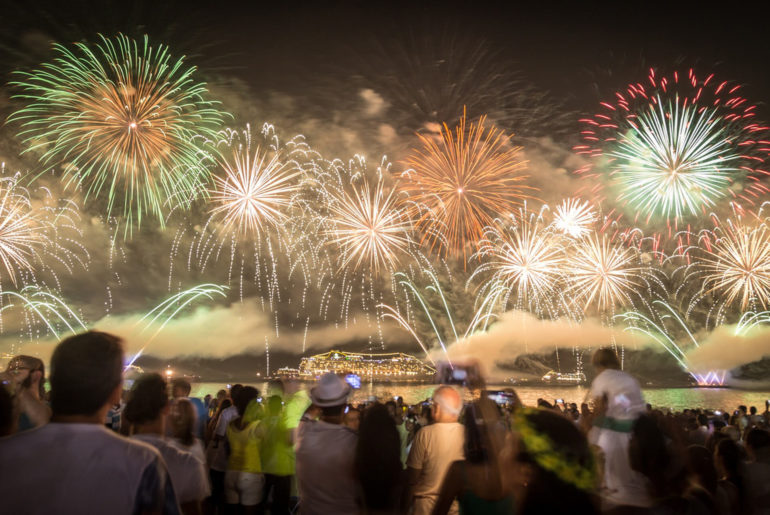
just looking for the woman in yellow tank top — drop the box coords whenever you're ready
[225,387,265,514]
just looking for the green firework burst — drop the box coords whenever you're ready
[9,33,227,232]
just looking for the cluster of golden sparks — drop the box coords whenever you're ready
[402,110,532,261]
[211,144,301,238]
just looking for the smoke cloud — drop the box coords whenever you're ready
[685,324,770,374]
[434,309,647,379]
[13,298,408,363]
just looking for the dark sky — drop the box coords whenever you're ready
[201,2,770,116]
[3,1,770,114]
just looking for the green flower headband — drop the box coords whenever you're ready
[514,408,597,492]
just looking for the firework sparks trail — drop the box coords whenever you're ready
[733,309,770,336]
[0,286,87,339]
[616,300,725,386]
[380,270,498,366]
[126,283,228,368]
[9,34,226,230]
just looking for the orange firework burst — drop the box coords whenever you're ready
[402,109,533,260]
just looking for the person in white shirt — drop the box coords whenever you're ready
[295,373,358,515]
[125,373,210,515]
[587,347,651,510]
[170,378,209,440]
[207,383,242,510]
[406,385,465,515]
[0,331,179,515]
[169,398,207,464]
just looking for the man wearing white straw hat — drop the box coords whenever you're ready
[295,373,358,515]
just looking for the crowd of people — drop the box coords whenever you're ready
[1,332,770,514]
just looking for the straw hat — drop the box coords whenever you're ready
[310,373,351,407]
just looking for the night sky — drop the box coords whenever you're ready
[2,1,770,376]
[5,2,770,114]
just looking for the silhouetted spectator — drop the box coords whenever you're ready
[406,386,464,515]
[510,408,599,515]
[355,403,406,514]
[125,373,210,515]
[296,373,358,515]
[433,399,514,515]
[0,331,179,514]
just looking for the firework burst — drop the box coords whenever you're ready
[327,175,411,274]
[567,233,645,313]
[698,218,770,310]
[0,179,46,286]
[576,69,769,226]
[0,170,88,292]
[402,109,533,259]
[211,137,302,238]
[472,208,567,318]
[175,124,322,340]
[9,34,226,229]
[353,30,572,138]
[552,198,596,238]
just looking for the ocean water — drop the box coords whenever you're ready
[191,382,770,412]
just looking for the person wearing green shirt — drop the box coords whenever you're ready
[225,387,264,514]
[260,396,293,514]
[260,380,310,514]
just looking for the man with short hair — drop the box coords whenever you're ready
[295,373,358,515]
[127,374,210,515]
[170,377,208,439]
[0,331,179,514]
[406,385,465,515]
[588,347,650,510]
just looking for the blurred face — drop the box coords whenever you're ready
[507,431,534,508]
[7,365,31,387]
[6,360,42,391]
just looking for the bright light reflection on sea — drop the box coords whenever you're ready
[191,383,770,412]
